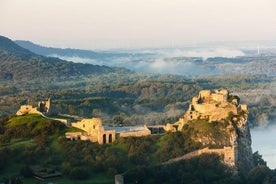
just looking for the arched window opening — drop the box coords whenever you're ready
[103,134,106,144]
[109,134,112,143]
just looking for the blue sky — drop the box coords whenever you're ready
[1,0,276,49]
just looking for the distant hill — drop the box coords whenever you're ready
[0,36,34,60]
[15,40,129,58]
[14,39,276,78]
[0,35,131,81]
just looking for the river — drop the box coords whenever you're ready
[251,124,276,169]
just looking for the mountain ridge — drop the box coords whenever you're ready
[0,35,131,81]
[14,40,130,58]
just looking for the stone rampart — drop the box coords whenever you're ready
[119,126,151,137]
[211,93,227,102]
[163,146,236,167]
[163,124,176,132]
[69,118,116,144]
[98,130,116,144]
[16,105,42,116]
[65,132,90,141]
[16,98,51,116]
[199,90,211,99]
[71,118,104,134]
[193,103,217,114]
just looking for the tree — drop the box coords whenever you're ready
[248,165,271,184]
[20,166,33,177]
[69,167,89,180]
[253,151,267,167]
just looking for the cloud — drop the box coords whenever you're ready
[157,48,245,60]
[48,54,101,64]
[48,47,247,77]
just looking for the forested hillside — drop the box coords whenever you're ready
[14,40,130,59]
[0,36,130,81]
[0,35,275,127]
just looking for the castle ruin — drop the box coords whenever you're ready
[173,89,247,130]
[16,98,51,116]
[66,118,116,144]
[65,118,151,144]
[15,89,253,170]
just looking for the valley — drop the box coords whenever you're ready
[0,35,275,183]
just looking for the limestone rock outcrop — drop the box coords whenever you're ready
[172,89,253,170]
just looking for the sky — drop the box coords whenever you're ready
[1,0,276,50]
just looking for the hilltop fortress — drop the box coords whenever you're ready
[169,89,252,170]
[116,89,253,183]
[64,89,253,169]
[172,89,247,131]
[16,89,253,170]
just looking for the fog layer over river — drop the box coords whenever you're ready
[251,124,276,169]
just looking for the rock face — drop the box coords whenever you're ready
[234,113,254,171]
[172,89,254,170]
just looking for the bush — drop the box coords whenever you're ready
[247,165,271,184]
[69,167,89,180]
[20,166,33,177]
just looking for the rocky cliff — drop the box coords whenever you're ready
[172,89,254,171]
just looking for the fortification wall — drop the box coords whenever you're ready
[98,130,116,144]
[164,146,236,167]
[71,118,104,134]
[70,118,117,144]
[208,106,237,122]
[119,126,151,137]
[50,118,67,124]
[239,104,248,111]
[65,132,90,141]
[16,98,51,116]
[187,102,238,122]
[211,93,227,102]
[193,104,217,114]
[16,105,42,116]
[163,123,176,132]
[214,89,228,96]
[199,90,211,99]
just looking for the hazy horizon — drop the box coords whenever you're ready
[1,0,276,50]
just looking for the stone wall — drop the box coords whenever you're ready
[193,103,217,114]
[175,89,245,125]
[163,146,237,167]
[16,105,42,116]
[199,90,211,99]
[71,118,116,144]
[71,118,104,134]
[69,118,152,144]
[98,130,116,144]
[163,123,176,132]
[119,126,151,137]
[16,98,51,116]
[211,93,226,102]
[65,132,90,141]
